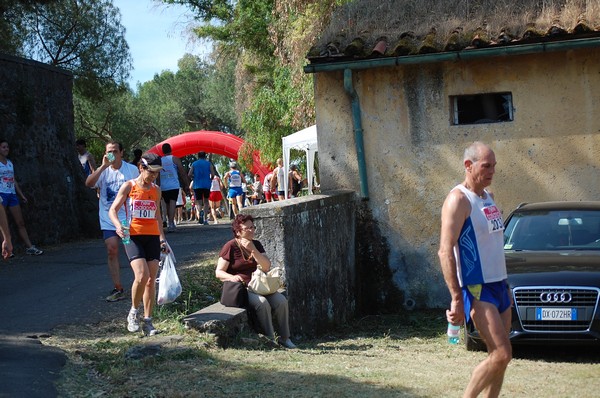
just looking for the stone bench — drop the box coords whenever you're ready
[183,302,249,347]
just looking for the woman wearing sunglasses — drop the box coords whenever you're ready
[109,153,168,336]
[216,214,296,348]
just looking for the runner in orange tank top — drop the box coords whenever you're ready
[109,153,168,336]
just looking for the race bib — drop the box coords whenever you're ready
[483,205,504,233]
[132,199,156,219]
[1,176,14,191]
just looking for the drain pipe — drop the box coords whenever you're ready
[343,68,369,200]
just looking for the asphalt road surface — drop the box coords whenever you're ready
[0,221,232,398]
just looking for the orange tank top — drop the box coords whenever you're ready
[127,180,160,236]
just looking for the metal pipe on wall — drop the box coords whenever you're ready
[343,68,369,200]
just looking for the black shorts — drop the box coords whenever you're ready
[124,235,161,262]
[162,189,179,203]
[194,188,210,203]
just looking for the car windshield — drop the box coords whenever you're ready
[504,209,600,251]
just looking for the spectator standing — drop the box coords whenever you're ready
[0,140,43,255]
[270,158,286,200]
[223,161,244,217]
[86,141,139,301]
[289,165,303,198]
[76,138,96,177]
[159,143,188,232]
[250,173,263,205]
[188,152,214,225]
[262,170,275,202]
[438,141,511,397]
[109,153,168,336]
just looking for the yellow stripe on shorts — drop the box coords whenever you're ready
[467,284,482,300]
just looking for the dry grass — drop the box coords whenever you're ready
[42,252,600,397]
[318,0,600,49]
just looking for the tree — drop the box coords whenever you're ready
[162,0,327,168]
[20,0,132,96]
[0,0,57,54]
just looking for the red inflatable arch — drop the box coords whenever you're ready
[147,131,270,178]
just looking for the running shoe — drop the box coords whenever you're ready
[278,338,297,349]
[142,317,159,336]
[25,246,43,255]
[105,288,125,302]
[127,311,139,332]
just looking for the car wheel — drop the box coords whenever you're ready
[464,321,486,352]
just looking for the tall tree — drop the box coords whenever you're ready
[162,0,331,165]
[0,0,57,54]
[20,0,132,97]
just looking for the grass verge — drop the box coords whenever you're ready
[45,252,600,397]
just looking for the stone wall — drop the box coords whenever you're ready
[242,190,356,337]
[0,53,99,248]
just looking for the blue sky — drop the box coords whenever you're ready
[113,0,211,88]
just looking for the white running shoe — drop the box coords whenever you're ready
[127,311,139,332]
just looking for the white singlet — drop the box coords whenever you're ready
[453,184,507,287]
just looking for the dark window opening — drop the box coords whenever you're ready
[451,93,513,125]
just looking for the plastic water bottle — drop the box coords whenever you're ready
[447,323,460,344]
[121,220,130,245]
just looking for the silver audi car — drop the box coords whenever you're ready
[465,201,600,350]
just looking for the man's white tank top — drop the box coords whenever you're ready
[159,155,179,191]
[453,184,507,287]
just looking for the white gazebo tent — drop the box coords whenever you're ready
[282,125,318,199]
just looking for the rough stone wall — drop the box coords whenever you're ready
[313,47,600,309]
[0,53,99,248]
[242,191,356,337]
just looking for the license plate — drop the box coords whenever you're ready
[536,307,577,321]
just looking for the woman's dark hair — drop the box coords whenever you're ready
[232,214,254,237]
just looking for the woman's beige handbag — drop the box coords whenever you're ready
[248,265,282,295]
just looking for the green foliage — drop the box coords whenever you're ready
[74,52,240,160]
[20,0,132,93]
[241,64,302,164]
[199,55,238,131]
[0,1,60,54]
[162,0,233,21]
[193,0,275,57]
[163,0,324,167]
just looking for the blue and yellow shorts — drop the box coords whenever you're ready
[462,280,511,323]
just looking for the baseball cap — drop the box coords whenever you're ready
[141,153,163,171]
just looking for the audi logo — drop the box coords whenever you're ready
[540,291,572,303]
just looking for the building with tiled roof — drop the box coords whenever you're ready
[303,0,600,309]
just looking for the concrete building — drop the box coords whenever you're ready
[305,27,600,308]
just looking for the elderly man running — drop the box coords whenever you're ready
[438,141,512,398]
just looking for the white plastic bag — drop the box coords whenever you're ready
[157,248,182,305]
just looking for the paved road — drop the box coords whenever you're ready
[0,221,232,398]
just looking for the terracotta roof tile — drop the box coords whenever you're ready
[307,19,600,64]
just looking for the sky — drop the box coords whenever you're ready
[112,0,211,88]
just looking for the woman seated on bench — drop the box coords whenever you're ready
[215,214,296,349]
